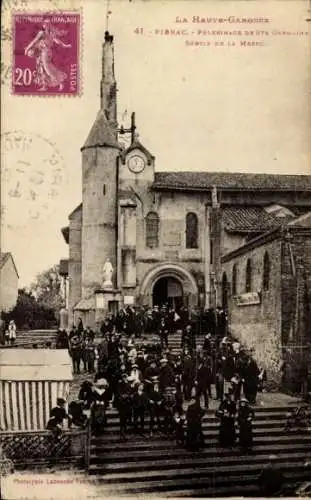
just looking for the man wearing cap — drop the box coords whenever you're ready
[116,373,133,439]
[159,358,175,393]
[182,349,195,401]
[196,357,212,408]
[132,383,148,434]
[148,380,163,434]
[69,331,83,374]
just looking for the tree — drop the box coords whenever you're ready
[29,264,65,313]
[2,288,57,329]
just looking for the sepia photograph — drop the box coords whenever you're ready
[1,0,311,498]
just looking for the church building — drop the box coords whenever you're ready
[60,31,311,387]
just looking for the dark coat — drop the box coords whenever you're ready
[159,364,175,390]
[197,363,212,388]
[50,406,67,425]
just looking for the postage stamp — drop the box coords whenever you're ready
[12,12,80,96]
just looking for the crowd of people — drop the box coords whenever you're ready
[50,305,268,452]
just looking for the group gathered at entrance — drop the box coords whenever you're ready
[54,304,266,454]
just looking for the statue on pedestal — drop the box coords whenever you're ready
[102,258,113,287]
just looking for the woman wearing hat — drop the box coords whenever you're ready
[237,398,254,452]
[91,378,110,435]
[216,392,237,447]
[78,380,94,409]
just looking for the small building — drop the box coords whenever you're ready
[0,252,19,314]
[221,212,311,391]
[0,349,72,431]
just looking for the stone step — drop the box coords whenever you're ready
[102,405,295,418]
[94,412,286,429]
[90,421,304,438]
[88,466,311,489]
[16,335,57,340]
[90,433,311,451]
[89,450,310,472]
[94,471,310,497]
[89,442,311,463]
[90,420,290,438]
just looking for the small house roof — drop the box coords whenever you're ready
[74,296,96,311]
[222,206,294,233]
[0,349,72,381]
[0,252,19,279]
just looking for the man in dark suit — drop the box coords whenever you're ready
[196,358,212,407]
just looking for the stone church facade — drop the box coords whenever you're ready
[60,32,311,387]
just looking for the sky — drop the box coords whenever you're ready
[1,0,310,287]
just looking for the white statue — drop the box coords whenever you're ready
[212,185,219,208]
[102,258,113,287]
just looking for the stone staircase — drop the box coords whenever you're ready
[87,405,311,497]
[3,329,58,348]
[167,332,205,355]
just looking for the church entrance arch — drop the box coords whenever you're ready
[152,276,183,310]
[139,263,199,310]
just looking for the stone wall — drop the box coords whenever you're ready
[280,228,311,393]
[0,256,18,313]
[68,206,82,323]
[222,238,283,386]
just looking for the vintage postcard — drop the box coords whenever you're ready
[1,0,310,499]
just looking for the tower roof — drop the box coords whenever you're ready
[81,109,120,150]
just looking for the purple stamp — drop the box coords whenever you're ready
[12,12,80,96]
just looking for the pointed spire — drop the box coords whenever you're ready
[100,31,117,128]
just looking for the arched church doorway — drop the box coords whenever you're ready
[152,276,183,310]
[222,272,229,311]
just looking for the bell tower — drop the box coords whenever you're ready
[81,31,121,298]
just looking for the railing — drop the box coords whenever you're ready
[0,423,90,469]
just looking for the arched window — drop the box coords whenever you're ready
[186,212,198,249]
[146,212,159,248]
[263,252,270,291]
[232,264,237,296]
[245,258,252,293]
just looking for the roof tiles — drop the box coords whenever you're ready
[152,172,311,191]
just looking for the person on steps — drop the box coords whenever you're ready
[216,392,236,447]
[237,398,254,453]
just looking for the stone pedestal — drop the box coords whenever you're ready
[59,308,69,330]
[94,288,122,324]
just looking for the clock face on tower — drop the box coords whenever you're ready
[127,155,146,174]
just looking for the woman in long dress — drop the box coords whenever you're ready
[24,19,71,91]
[237,398,254,452]
[216,392,237,447]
